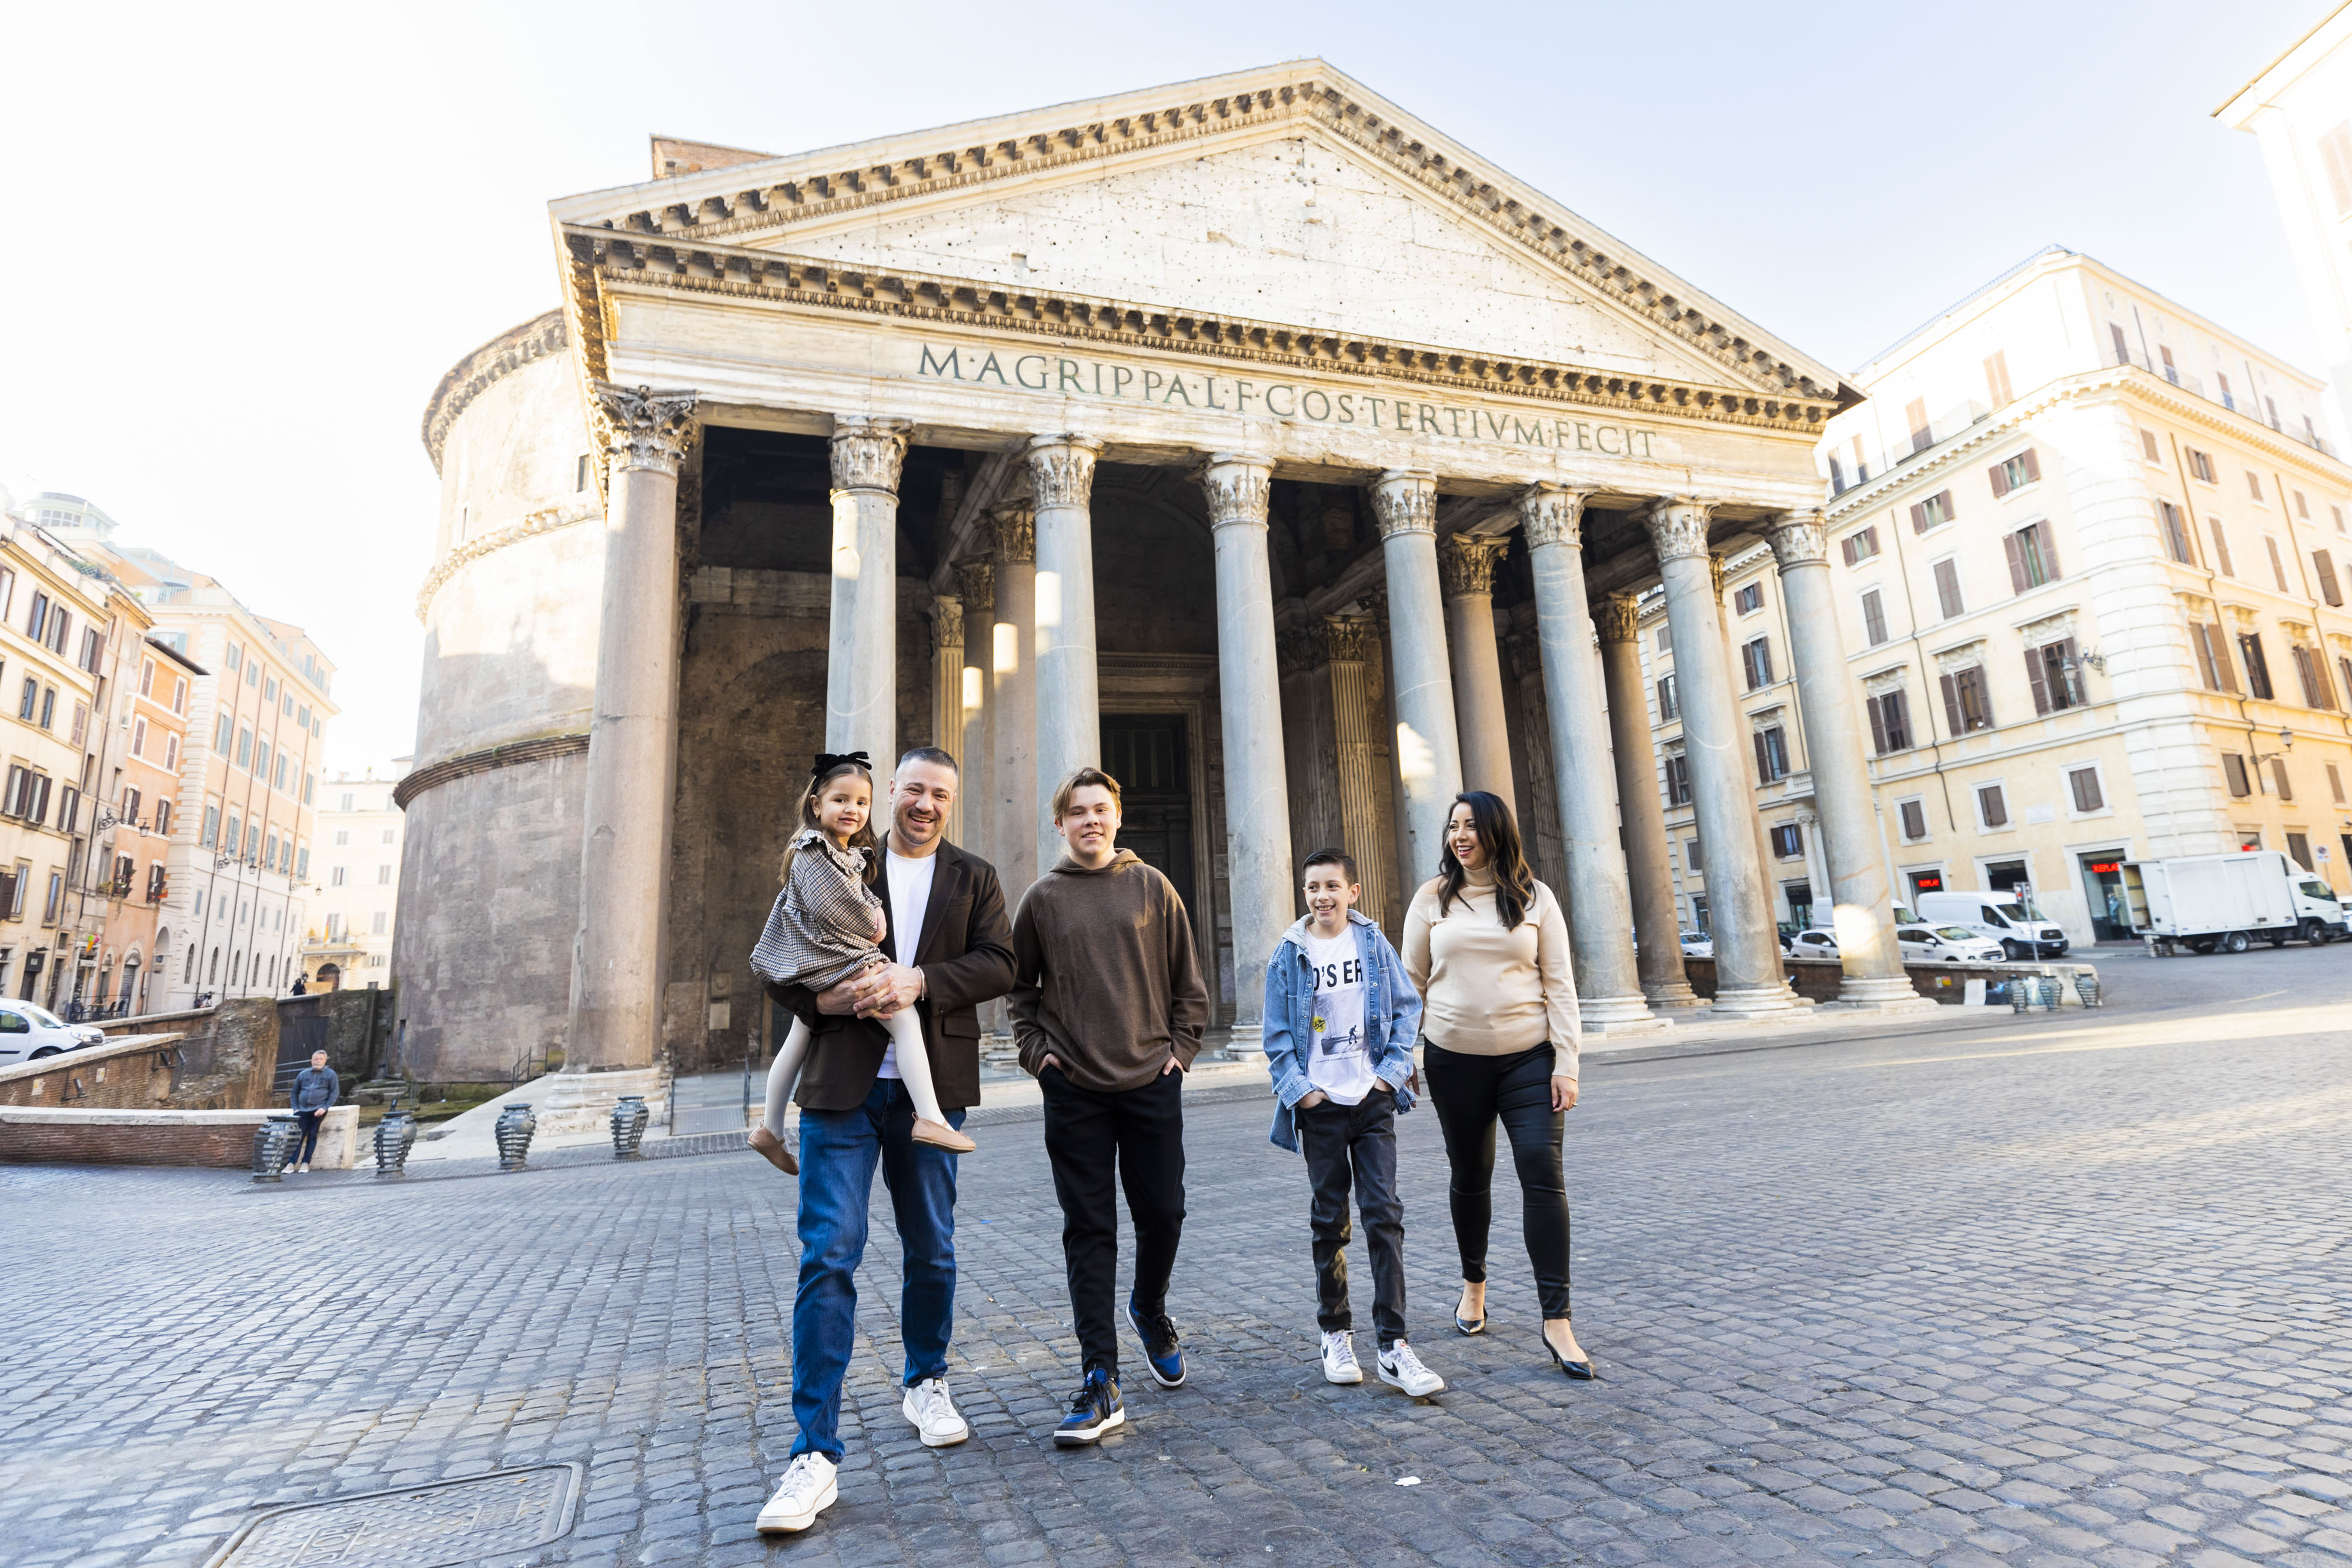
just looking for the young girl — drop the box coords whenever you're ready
[749,754,975,1173]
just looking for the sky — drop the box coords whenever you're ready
[0,0,2334,774]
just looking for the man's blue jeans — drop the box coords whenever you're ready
[791,1078,963,1460]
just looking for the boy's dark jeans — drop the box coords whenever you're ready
[1038,1064,1186,1379]
[1298,1088,1405,1348]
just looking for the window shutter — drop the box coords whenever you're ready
[1753,730,1769,777]
[1910,501,1929,532]
[2273,760,2294,801]
[2022,449,2040,484]
[1862,590,1887,645]
[2191,623,2220,690]
[1869,696,1889,754]
[1940,673,1963,736]
[2025,648,2053,714]
[2317,550,2343,607]
[1988,462,2010,500]
[2036,522,2060,581]
[1935,490,1955,520]
[2223,752,2250,797]
[2003,530,2029,594]
[1840,534,1857,566]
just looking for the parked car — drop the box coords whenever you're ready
[1895,924,2006,964]
[0,1001,104,1067]
[1678,931,1714,958]
[1914,891,2070,959]
[1788,928,1839,958]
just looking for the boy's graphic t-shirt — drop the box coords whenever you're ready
[1302,926,1377,1105]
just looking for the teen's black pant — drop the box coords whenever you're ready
[1298,1089,1405,1347]
[1423,1042,1572,1319]
[1038,1063,1186,1379]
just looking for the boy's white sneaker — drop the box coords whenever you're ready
[755,1452,837,1534]
[902,1377,969,1447]
[1378,1340,1446,1398]
[1320,1330,1363,1385]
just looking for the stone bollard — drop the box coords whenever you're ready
[375,1100,418,1177]
[495,1102,537,1172]
[610,1095,650,1158]
[252,1115,298,1182]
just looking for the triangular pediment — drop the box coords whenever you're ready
[552,62,1849,403]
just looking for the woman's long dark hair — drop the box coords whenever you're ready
[777,759,881,887]
[1436,790,1535,929]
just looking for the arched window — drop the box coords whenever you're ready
[208,947,219,984]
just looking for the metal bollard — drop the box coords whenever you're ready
[252,1115,298,1182]
[494,1102,537,1171]
[374,1099,418,1177]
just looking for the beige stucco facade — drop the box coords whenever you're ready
[302,767,405,991]
[1635,248,2352,947]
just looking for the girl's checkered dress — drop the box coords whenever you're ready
[749,828,887,991]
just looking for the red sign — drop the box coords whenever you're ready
[1912,874,1943,891]
[2087,861,2120,874]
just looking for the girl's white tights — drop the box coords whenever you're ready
[763,1001,951,1135]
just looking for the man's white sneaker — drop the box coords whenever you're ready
[1378,1340,1446,1398]
[902,1376,970,1447]
[755,1452,837,1534]
[1320,1330,1363,1385]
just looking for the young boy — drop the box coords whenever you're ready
[1262,850,1443,1397]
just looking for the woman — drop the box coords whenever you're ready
[1402,790,1592,1378]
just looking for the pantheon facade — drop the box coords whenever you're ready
[395,61,1924,1087]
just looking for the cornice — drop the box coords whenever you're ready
[562,231,1836,440]
[1828,363,2352,524]
[415,502,599,621]
[553,68,1849,407]
[420,312,568,474]
[394,733,590,811]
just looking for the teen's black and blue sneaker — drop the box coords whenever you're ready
[1053,1369,1124,1446]
[1127,1296,1186,1389]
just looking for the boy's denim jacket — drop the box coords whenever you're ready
[1262,910,1423,1152]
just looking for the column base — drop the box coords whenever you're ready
[1221,1022,1268,1061]
[535,1065,667,1136]
[1706,984,1804,1017]
[1578,993,1668,1033]
[1641,981,1705,1009]
[1833,974,1939,1011]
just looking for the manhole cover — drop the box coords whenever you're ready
[206,1463,581,1567]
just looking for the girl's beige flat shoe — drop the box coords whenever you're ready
[748,1125,799,1175]
[912,1118,975,1154]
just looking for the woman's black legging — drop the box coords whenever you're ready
[1424,1041,1571,1319]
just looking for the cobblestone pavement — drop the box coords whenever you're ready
[3,948,2347,1567]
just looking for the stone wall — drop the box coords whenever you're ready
[0,998,280,1111]
[0,1106,358,1169]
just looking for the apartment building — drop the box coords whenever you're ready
[301,765,406,990]
[2220,2,2352,448]
[51,533,339,1008]
[0,513,112,1009]
[74,632,201,1015]
[1641,246,2352,947]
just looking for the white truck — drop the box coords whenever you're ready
[2119,850,2348,953]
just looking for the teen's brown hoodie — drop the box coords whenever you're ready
[1009,849,1208,1092]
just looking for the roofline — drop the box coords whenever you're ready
[2214,0,2351,119]
[1850,244,2326,388]
[144,635,210,677]
[547,59,1848,397]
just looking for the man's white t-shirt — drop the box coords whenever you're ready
[1302,925,1376,1105]
[878,848,937,1080]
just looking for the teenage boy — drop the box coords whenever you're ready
[1010,767,1208,1446]
[1263,850,1444,1398]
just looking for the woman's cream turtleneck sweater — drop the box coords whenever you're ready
[1401,865,1580,1078]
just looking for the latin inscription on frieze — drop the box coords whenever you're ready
[915,344,1658,458]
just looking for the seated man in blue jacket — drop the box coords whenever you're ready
[1262,849,1442,1398]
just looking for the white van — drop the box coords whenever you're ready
[1914,891,2070,959]
[0,1000,105,1068]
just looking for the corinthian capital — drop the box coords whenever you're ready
[1596,593,1642,645]
[1026,434,1103,509]
[1765,508,1830,570]
[988,502,1035,565]
[1324,614,1379,664]
[1518,483,1590,550]
[931,594,964,650]
[1198,452,1273,530]
[1369,470,1438,538]
[957,561,995,617]
[1436,533,1511,598]
[1642,496,1716,563]
[830,415,911,494]
[592,382,699,476]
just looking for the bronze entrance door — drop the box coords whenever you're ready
[1099,714,1195,917]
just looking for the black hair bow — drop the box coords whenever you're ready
[812,751,871,775]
